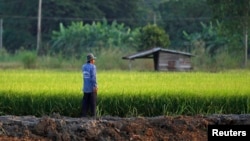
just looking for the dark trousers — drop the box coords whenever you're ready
[81,92,96,117]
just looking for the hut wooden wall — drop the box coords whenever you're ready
[158,52,192,71]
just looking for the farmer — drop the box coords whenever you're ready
[81,53,98,117]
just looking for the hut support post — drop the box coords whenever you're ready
[153,52,159,71]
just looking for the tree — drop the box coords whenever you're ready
[0,0,38,53]
[159,0,212,50]
[138,24,170,51]
[96,0,140,27]
[207,0,250,67]
[0,0,142,54]
[183,21,228,55]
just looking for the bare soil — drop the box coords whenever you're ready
[0,114,250,141]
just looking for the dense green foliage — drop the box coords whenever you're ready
[183,21,226,54]
[0,70,249,117]
[138,24,170,50]
[51,20,140,57]
[183,21,242,70]
[0,0,249,70]
[207,0,250,67]
[0,0,140,53]
[159,0,212,49]
[207,0,250,33]
[0,0,213,53]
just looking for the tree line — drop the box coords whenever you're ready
[0,0,249,68]
[0,0,210,52]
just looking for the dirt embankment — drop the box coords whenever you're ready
[1,114,250,141]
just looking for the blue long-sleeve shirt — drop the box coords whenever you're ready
[82,63,97,93]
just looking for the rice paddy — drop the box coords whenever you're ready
[0,69,250,117]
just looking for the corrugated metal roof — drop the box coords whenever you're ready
[122,47,193,60]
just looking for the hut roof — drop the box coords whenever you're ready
[122,47,193,60]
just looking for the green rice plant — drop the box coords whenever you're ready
[0,69,250,117]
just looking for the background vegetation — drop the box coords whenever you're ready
[0,0,249,71]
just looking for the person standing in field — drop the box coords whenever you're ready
[82,53,98,117]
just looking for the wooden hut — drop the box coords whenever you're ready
[122,47,194,71]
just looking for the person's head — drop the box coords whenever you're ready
[87,53,96,64]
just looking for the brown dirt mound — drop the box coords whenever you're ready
[1,114,250,141]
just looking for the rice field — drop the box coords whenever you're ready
[0,69,250,117]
